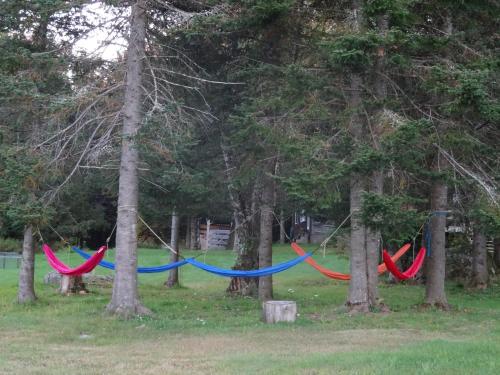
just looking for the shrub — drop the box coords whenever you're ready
[0,237,22,253]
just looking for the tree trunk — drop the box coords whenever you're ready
[365,171,383,305]
[185,216,191,249]
[262,301,297,323]
[494,238,500,269]
[258,166,275,301]
[424,159,449,308]
[222,144,259,296]
[232,212,240,251]
[227,222,259,296]
[226,183,260,297]
[279,209,285,244]
[347,173,369,312]
[346,0,371,313]
[363,13,388,306]
[60,275,87,295]
[107,0,150,318]
[166,210,180,288]
[471,226,488,289]
[17,225,36,303]
[189,217,196,250]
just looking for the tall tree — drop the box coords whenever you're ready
[258,159,276,301]
[106,0,150,317]
[0,0,75,303]
[166,209,180,288]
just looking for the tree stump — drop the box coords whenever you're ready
[59,275,88,295]
[262,301,297,323]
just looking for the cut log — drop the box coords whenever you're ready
[262,300,297,323]
[59,275,87,295]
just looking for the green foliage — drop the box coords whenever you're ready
[382,120,433,173]
[0,237,22,252]
[364,0,414,25]
[320,32,380,71]
[230,0,295,27]
[469,200,500,237]
[361,192,426,245]
[0,146,51,230]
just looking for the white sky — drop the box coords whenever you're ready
[71,3,129,61]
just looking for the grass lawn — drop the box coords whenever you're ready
[1,244,499,374]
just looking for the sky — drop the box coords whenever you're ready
[71,2,129,61]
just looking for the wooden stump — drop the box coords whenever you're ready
[262,301,297,323]
[59,275,88,295]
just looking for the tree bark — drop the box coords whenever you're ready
[185,216,191,249]
[189,216,198,250]
[279,209,285,244]
[107,0,150,318]
[363,13,388,306]
[346,0,372,313]
[60,275,87,295]
[494,238,500,269]
[258,166,275,301]
[347,173,369,312]
[471,226,488,289]
[166,209,180,288]
[424,158,449,308]
[365,171,383,305]
[222,144,259,296]
[17,225,36,303]
[227,184,259,296]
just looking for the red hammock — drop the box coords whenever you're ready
[382,247,426,280]
[42,244,107,276]
[291,243,411,281]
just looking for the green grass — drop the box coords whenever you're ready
[1,244,499,374]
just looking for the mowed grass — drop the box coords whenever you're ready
[0,244,499,374]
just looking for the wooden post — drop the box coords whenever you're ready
[262,301,297,323]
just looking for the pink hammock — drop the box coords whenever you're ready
[42,244,107,276]
[382,247,426,280]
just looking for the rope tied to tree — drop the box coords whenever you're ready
[138,215,178,255]
[424,210,449,257]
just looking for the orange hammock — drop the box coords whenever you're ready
[291,242,411,281]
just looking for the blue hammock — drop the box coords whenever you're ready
[72,246,189,273]
[185,253,311,278]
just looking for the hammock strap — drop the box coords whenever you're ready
[319,212,353,257]
[47,224,70,245]
[106,222,117,247]
[35,226,45,244]
[271,210,353,258]
[424,210,449,257]
[138,215,177,255]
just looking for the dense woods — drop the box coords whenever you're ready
[0,0,498,316]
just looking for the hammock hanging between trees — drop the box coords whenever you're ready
[291,243,412,281]
[42,244,107,276]
[382,247,426,280]
[72,246,189,273]
[185,253,311,277]
[73,247,310,276]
